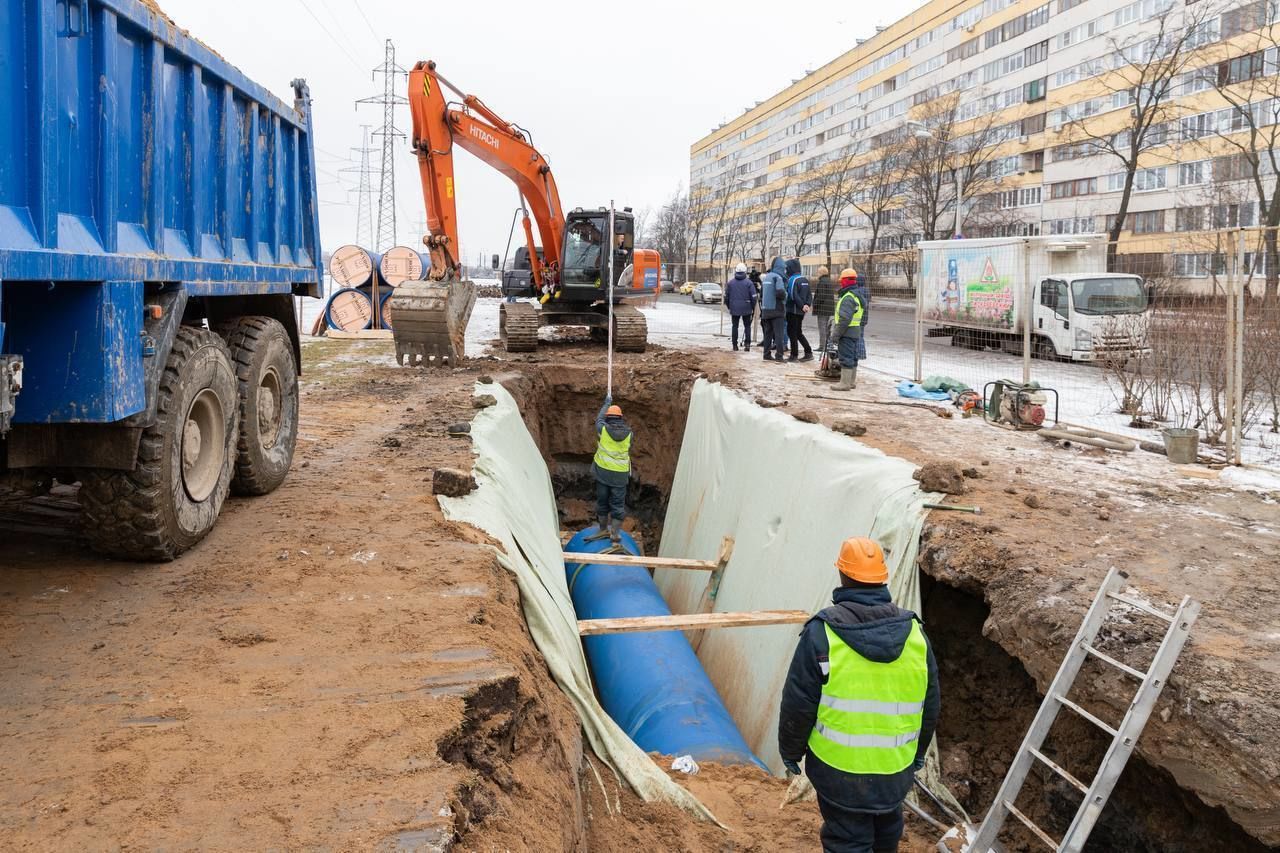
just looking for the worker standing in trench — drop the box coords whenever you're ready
[778,537,940,852]
[589,394,632,546]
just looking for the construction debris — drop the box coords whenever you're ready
[913,462,967,495]
[432,467,477,497]
[831,418,868,437]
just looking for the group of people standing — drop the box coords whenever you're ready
[723,259,870,390]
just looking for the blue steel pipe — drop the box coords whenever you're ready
[565,527,766,769]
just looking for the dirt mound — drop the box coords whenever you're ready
[914,462,967,494]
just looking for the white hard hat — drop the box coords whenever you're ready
[735,263,747,273]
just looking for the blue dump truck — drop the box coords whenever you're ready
[0,1,322,559]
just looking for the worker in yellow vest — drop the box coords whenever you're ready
[778,537,940,852]
[591,394,632,545]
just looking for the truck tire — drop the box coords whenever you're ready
[218,317,298,496]
[79,327,239,561]
[1034,336,1058,361]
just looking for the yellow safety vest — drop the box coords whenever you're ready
[835,291,865,327]
[594,426,631,473]
[808,621,928,775]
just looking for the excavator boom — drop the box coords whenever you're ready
[407,61,564,288]
[390,59,656,362]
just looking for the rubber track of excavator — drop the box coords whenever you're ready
[612,304,647,353]
[500,301,539,352]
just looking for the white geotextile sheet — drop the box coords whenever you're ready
[655,380,958,811]
[437,383,718,822]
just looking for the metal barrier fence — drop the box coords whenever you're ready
[903,231,1280,472]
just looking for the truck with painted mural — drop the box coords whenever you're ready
[0,1,322,559]
[917,235,1150,362]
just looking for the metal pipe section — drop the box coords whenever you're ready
[564,527,767,770]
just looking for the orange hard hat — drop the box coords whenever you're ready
[606,404,622,416]
[835,537,889,584]
[839,268,858,281]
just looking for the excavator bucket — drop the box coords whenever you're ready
[388,278,476,367]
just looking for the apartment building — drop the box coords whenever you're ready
[688,0,1277,287]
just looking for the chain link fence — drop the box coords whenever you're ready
[893,231,1279,472]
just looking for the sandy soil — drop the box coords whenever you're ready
[679,343,1280,848]
[3,330,1277,850]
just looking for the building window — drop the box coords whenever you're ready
[1059,0,1086,11]
[1025,77,1047,102]
[1131,210,1166,233]
[1023,150,1045,172]
[1178,161,1208,185]
[1047,217,1095,234]
[1106,167,1167,192]
[947,37,980,63]
[1176,206,1204,231]
[1024,40,1049,66]
[1021,112,1047,135]
[1222,0,1267,39]
[1050,177,1097,199]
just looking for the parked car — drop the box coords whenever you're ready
[660,279,676,293]
[692,282,723,304]
[679,282,696,295]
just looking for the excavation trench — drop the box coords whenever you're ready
[468,360,1263,852]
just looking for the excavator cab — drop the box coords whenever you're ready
[559,208,635,297]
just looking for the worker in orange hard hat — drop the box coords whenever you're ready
[778,536,940,853]
[589,393,632,545]
[829,269,868,391]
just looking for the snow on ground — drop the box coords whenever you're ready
[307,287,1280,473]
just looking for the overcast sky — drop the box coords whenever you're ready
[161,0,887,265]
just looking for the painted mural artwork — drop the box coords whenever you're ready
[921,243,1018,330]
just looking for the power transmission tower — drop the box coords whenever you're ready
[357,39,407,252]
[339,124,376,248]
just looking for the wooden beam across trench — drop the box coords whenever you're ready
[567,536,810,636]
[577,610,811,636]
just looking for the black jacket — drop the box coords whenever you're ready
[784,258,812,315]
[592,403,633,487]
[778,585,940,813]
[812,274,837,316]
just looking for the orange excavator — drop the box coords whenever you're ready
[388,60,660,365]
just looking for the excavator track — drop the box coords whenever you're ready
[499,301,539,352]
[612,304,648,353]
[389,278,476,367]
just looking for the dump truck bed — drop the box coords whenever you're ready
[0,0,322,296]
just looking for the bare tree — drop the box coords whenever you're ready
[806,146,860,268]
[687,184,712,279]
[705,155,741,278]
[761,179,793,261]
[1064,0,1211,267]
[847,141,905,254]
[648,185,689,277]
[899,93,1002,240]
[1202,10,1280,311]
[785,195,822,260]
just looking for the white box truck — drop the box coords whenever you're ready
[917,235,1150,362]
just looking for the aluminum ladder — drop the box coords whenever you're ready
[968,567,1200,853]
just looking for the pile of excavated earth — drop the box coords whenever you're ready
[1,330,1277,851]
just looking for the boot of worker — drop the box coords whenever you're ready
[831,367,855,391]
[608,517,622,545]
[585,516,610,542]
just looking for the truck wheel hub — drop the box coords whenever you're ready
[182,388,225,502]
[256,367,282,449]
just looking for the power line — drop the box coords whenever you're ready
[349,0,381,43]
[293,0,364,71]
[356,39,408,252]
